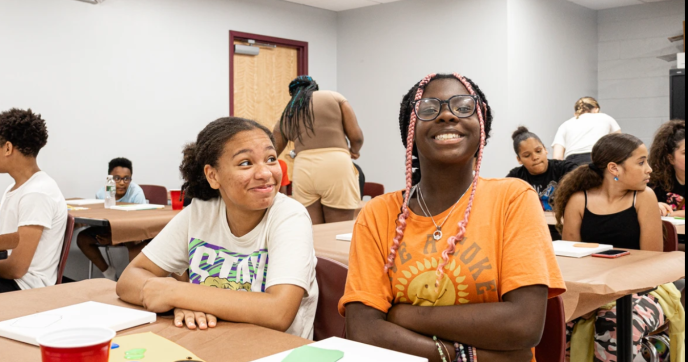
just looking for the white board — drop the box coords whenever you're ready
[0,301,156,346]
[252,337,428,362]
[553,240,614,258]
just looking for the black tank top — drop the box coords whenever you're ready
[580,191,641,250]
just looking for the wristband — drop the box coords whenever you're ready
[433,336,448,362]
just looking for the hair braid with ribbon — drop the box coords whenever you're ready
[387,73,490,289]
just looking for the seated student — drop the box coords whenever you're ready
[116,117,318,339]
[339,74,566,362]
[507,127,579,240]
[554,133,675,361]
[649,120,685,250]
[507,127,579,211]
[77,158,146,280]
[0,109,67,293]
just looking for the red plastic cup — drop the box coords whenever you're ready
[170,190,185,211]
[37,327,115,362]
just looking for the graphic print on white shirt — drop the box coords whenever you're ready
[188,238,269,292]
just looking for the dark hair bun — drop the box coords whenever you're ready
[512,126,530,140]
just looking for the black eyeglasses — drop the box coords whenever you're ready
[412,95,480,121]
[113,176,132,183]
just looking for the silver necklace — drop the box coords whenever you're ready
[416,185,468,241]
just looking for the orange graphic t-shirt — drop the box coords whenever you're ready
[338,178,566,360]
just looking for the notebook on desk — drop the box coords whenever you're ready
[110,204,166,211]
[553,241,614,258]
[66,199,104,206]
[0,301,156,346]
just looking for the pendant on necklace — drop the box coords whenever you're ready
[433,228,443,241]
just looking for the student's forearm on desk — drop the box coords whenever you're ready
[0,232,19,251]
[116,265,160,305]
[169,283,304,332]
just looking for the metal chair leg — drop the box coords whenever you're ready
[88,261,93,279]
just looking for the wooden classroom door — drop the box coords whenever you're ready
[231,33,308,179]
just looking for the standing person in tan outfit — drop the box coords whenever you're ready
[273,76,364,225]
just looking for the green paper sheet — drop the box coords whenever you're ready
[282,346,344,362]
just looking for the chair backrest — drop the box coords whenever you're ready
[535,296,566,362]
[662,220,679,252]
[140,185,169,206]
[313,257,348,341]
[56,214,75,285]
[363,183,385,199]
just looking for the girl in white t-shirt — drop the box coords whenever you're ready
[552,97,622,165]
[117,117,319,339]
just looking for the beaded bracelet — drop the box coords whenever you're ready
[453,343,462,362]
[472,347,478,362]
[433,336,448,362]
[467,346,473,362]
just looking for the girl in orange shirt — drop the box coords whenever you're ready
[339,74,566,362]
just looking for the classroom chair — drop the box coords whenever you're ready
[140,185,169,205]
[56,215,75,285]
[535,296,567,362]
[313,257,348,341]
[662,221,679,253]
[363,183,385,199]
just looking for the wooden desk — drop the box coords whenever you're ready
[0,280,310,362]
[68,204,180,245]
[312,221,355,266]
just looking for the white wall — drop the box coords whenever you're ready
[508,0,599,157]
[0,0,338,199]
[337,0,509,192]
[598,0,685,145]
[0,0,337,280]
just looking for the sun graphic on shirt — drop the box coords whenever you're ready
[395,257,471,307]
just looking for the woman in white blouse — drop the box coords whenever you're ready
[552,97,622,165]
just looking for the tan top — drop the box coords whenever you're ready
[289,90,350,153]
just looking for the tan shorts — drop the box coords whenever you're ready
[292,148,361,210]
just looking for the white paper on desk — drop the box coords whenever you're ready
[553,241,614,258]
[252,337,428,362]
[0,301,156,346]
[662,217,686,226]
[66,199,104,206]
[110,204,165,211]
[336,234,353,242]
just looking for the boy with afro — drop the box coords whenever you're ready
[0,109,67,293]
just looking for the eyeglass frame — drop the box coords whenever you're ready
[112,176,133,184]
[411,95,481,122]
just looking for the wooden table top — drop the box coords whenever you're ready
[0,280,310,362]
[68,203,180,245]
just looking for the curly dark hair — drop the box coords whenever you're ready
[0,108,48,157]
[399,74,493,185]
[180,117,275,201]
[553,133,644,232]
[649,120,685,193]
[108,158,133,174]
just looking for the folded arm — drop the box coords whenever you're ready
[116,253,305,332]
[346,302,535,362]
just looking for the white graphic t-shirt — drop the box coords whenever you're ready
[142,193,318,339]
